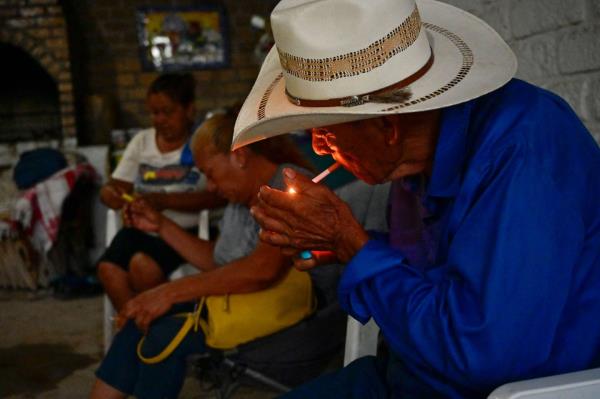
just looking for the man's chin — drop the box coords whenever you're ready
[350,169,379,185]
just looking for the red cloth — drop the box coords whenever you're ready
[15,163,97,252]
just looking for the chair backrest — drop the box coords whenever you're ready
[343,317,380,366]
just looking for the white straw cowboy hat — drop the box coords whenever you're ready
[232,0,517,150]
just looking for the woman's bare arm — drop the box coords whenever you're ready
[156,216,218,272]
[165,241,288,303]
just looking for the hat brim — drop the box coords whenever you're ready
[232,0,517,150]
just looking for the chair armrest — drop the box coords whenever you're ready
[105,208,121,245]
[488,367,600,399]
[103,208,120,352]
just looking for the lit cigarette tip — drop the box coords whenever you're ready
[312,162,340,184]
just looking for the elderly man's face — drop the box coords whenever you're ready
[311,118,396,184]
[312,113,441,183]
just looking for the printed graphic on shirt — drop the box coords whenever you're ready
[135,163,201,193]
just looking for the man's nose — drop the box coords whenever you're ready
[312,132,333,155]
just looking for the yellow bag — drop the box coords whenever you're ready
[137,267,315,363]
[200,266,315,349]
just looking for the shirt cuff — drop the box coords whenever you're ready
[338,239,407,323]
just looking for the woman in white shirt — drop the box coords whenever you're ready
[97,73,225,312]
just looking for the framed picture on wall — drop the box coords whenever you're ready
[136,5,230,72]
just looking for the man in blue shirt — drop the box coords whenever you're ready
[233,0,600,397]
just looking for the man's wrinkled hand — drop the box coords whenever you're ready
[251,168,368,263]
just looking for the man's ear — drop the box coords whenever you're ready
[381,115,400,146]
[231,147,249,169]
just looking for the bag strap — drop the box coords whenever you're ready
[136,299,205,365]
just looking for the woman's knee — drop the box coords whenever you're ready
[98,261,126,285]
[129,252,165,291]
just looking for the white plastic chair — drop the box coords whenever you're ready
[103,208,209,351]
[343,317,379,366]
[488,367,600,398]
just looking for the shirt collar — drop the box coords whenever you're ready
[426,100,474,198]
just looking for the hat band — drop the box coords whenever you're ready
[285,52,434,108]
[278,7,422,82]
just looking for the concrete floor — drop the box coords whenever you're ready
[0,290,277,399]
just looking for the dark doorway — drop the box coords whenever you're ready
[0,43,62,143]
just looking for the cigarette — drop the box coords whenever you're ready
[287,162,340,194]
[121,193,134,203]
[311,162,340,184]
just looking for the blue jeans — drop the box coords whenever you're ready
[96,304,206,399]
[280,353,445,399]
[280,356,389,399]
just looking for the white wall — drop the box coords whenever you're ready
[442,0,600,142]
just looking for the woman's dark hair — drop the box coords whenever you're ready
[147,73,195,106]
[193,105,315,172]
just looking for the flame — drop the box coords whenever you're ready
[288,187,297,194]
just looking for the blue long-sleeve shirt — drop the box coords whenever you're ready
[339,79,600,398]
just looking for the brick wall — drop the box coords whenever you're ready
[0,0,76,144]
[443,0,600,143]
[4,1,598,145]
[64,0,279,145]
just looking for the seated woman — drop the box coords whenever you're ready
[97,73,225,311]
[90,110,315,399]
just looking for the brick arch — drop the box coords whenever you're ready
[0,27,76,141]
[0,29,62,83]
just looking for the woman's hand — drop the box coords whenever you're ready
[120,285,173,333]
[100,183,129,210]
[251,168,369,264]
[124,198,164,232]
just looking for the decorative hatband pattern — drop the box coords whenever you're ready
[277,7,422,82]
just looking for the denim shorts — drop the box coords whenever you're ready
[96,303,206,399]
[97,227,186,276]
